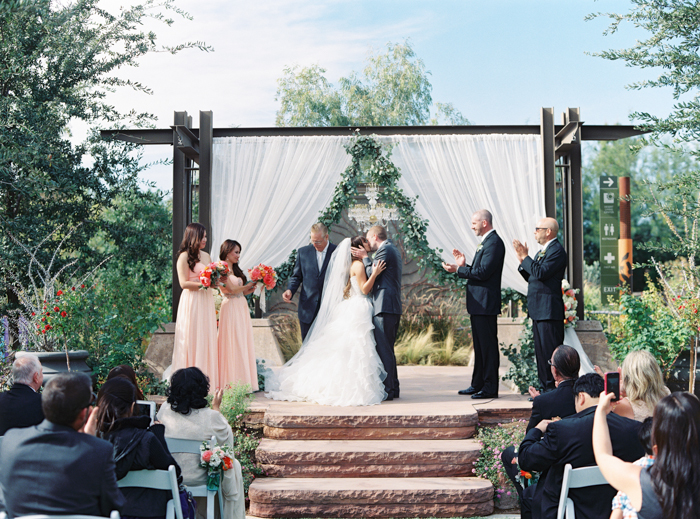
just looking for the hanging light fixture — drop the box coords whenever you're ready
[348,183,401,232]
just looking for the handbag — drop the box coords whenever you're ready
[179,487,197,519]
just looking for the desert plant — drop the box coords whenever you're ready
[270,314,302,362]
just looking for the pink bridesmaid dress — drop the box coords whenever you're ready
[217,275,259,391]
[171,263,221,390]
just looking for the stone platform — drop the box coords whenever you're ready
[248,366,531,518]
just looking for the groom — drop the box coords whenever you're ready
[283,222,337,340]
[353,225,402,400]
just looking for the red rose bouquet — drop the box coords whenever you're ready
[248,264,277,312]
[199,261,230,290]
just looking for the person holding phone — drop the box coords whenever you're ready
[217,240,258,391]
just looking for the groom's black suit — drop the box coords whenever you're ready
[457,230,505,396]
[518,238,568,390]
[364,239,402,398]
[287,242,337,340]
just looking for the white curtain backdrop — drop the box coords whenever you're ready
[211,134,545,294]
[211,136,351,269]
[382,134,545,294]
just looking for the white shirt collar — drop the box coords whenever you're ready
[317,241,329,255]
[480,229,495,243]
[541,237,556,252]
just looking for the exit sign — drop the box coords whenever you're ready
[600,175,619,305]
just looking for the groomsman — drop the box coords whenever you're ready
[443,210,505,399]
[283,223,337,340]
[513,217,568,392]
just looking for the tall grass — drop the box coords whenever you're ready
[270,314,302,362]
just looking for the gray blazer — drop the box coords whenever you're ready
[0,420,125,517]
[363,239,402,316]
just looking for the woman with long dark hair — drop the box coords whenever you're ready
[171,223,219,389]
[217,240,257,390]
[157,367,245,519]
[91,377,181,519]
[593,391,700,519]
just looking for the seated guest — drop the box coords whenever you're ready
[594,392,700,519]
[518,373,644,519]
[107,364,145,400]
[615,350,670,421]
[0,354,44,435]
[157,367,245,519]
[610,417,654,519]
[89,377,181,519]
[501,345,580,501]
[0,372,125,517]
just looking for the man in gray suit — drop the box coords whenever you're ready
[353,225,402,400]
[0,372,125,517]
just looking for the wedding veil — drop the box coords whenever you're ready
[265,237,352,390]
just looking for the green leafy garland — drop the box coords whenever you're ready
[274,134,466,289]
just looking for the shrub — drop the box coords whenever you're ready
[501,318,538,394]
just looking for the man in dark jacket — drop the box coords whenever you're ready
[0,372,125,517]
[0,354,44,435]
[443,209,505,399]
[283,222,337,340]
[513,217,568,391]
[517,373,644,519]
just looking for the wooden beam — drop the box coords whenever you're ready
[565,108,585,320]
[541,108,556,218]
[172,111,188,322]
[199,111,213,255]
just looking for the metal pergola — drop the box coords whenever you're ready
[101,108,646,322]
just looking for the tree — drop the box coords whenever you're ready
[275,41,469,127]
[0,0,209,316]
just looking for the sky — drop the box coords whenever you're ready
[95,0,676,192]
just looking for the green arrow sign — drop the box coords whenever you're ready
[600,175,619,305]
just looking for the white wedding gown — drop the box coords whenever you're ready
[265,239,387,406]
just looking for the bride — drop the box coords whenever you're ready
[265,236,388,406]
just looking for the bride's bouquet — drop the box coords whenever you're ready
[199,442,236,491]
[199,261,230,290]
[248,264,277,312]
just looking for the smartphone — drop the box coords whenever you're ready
[604,372,620,401]
[135,400,156,424]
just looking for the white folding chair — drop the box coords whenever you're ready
[0,512,120,519]
[556,463,609,519]
[165,436,224,519]
[118,465,182,519]
[135,400,156,424]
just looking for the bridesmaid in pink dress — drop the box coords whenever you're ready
[217,240,258,391]
[171,223,220,390]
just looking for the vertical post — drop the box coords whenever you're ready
[199,111,213,254]
[618,177,633,291]
[566,107,585,320]
[172,111,188,322]
[540,108,556,218]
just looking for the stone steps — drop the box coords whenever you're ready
[248,477,495,518]
[257,439,481,477]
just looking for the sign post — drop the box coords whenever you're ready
[600,175,619,305]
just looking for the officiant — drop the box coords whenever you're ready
[283,223,337,340]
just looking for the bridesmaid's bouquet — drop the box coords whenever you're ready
[199,261,230,290]
[248,264,277,312]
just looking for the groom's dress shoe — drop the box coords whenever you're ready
[471,391,498,400]
[458,386,479,395]
[384,395,394,401]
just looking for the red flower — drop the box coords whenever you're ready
[201,277,211,288]
[61,311,67,317]
[54,306,60,312]
[31,312,36,316]
[81,284,85,288]
[71,287,75,291]
[57,290,63,296]
[41,317,46,322]
[42,330,46,334]
[44,324,51,330]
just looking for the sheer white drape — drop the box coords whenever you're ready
[210,134,544,294]
[383,134,545,294]
[210,136,351,269]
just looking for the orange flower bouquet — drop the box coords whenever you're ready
[248,264,277,312]
[199,261,230,290]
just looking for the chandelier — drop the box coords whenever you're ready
[348,183,401,232]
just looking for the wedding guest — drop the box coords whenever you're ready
[107,364,145,400]
[0,354,44,435]
[0,372,125,517]
[610,417,654,519]
[88,377,181,519]
[157,367,245,519]
[171,223,220,390]
[500,345,580,502]
[283,222,337,340]
[597,350,670,422]
[513,217,567,392]
[594,392,700,519]
[217,239,258,391]
[442,209,505,400]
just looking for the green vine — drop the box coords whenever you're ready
[275,133,466,289]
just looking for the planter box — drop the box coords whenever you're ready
[16,350,92,385]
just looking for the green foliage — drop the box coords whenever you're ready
[256,359,272,391]
[219,383,254,429]
[607,287,693,372]
[275,41,468,127]
[501,318,538,394]
[474,420,528,503]
[501,287,528,315]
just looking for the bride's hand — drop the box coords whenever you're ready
[372,259,386,275]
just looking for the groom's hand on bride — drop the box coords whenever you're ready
[351,246,368,260]
[282,289,293,302]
